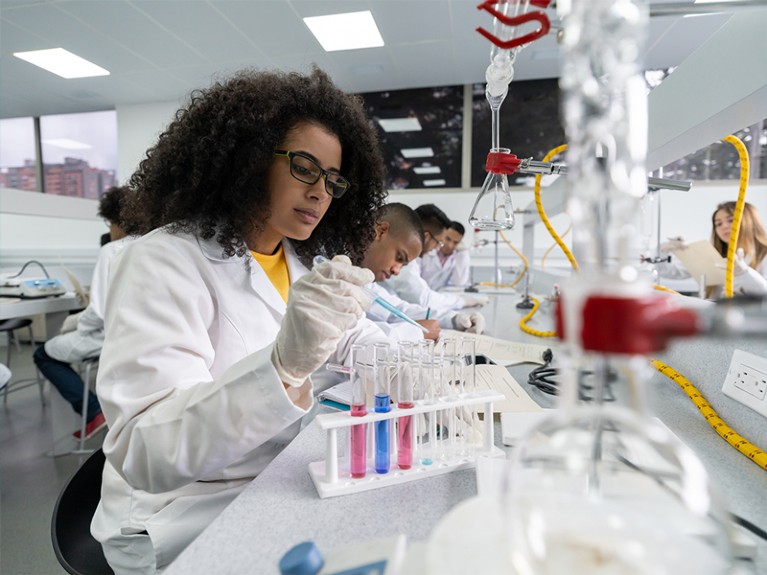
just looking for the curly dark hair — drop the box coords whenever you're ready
[124,67,387,266]
[97,185,130,226]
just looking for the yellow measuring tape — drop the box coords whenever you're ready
[651,359,767,471]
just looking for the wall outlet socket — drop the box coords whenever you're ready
[722,349,767,418]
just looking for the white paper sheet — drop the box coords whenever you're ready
[440,329,549,366]
[670,240,726,286]
[474,364,542,413]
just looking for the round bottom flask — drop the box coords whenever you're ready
[503,405,735,574]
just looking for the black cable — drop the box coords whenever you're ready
[527,349,616,402]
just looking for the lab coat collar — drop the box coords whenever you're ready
[193,234,309,316]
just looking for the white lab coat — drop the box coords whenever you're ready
[383,258,466,313]
[91,229,390,574]
[420,247,471,291]
[45,236,134,363]
[656,255,767,298]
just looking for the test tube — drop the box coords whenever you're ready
[373,343,391,474]
[459,337,478,454]
[349,344,367,478]
[438,338,459,458]
[418,340,436,465]
[396,341,415,470]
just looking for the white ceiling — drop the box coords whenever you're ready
[0,0,743,120]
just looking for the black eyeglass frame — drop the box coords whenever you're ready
[273,150,350,199]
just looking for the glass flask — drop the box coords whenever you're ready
[502,353,736,575]
[469,148,515,231]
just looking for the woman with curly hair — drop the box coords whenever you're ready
[92,67,389,574]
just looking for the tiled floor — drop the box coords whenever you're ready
[1,340,106,575]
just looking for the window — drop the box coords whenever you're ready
[39,110,118,198]
[0,117,38,192]
[360,86,464,189]
[471,79,565,188]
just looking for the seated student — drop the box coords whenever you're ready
[33,186,133,441]
[99,186,128,247]
[421,220,471,290]
[384,204,488,317]
[659,201,767,298]
[90,67,393,574]
[364,204,486,336]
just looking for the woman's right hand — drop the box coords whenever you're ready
[272,256,374,387]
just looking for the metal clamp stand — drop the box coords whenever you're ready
[516,268,534,309]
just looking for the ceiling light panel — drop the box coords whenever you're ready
[303,11,384,52]
[13,48,109,79]
[413,166,441,175]
[401,147,434,158]
[378,118,422,133]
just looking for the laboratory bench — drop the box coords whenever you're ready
[164,291,767,574]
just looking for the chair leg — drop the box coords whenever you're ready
[76,362,92,453]
[36,366,45,407]
[26,325,35,347]
[5,332,10,367]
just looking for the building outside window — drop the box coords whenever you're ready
[0,116,38,192]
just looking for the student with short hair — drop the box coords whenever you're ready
[421,220,471,290]
[384,204,487,318]
[365,204,485,337]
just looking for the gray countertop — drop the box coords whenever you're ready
[165,293,767,574]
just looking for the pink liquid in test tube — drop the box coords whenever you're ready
[350,403,367,478]
[397,402,414,469]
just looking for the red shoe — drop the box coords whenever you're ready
[73,412,107,440]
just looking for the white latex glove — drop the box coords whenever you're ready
[460,294,489,308]
[451,311,486,334]
[659,237,687,254]
[272,255,374,387]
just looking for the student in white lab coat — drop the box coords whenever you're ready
[362,204,486,338]
[420,220,471,291]
[658,201,767,298]
[34,185,133,440]
[384,204,488,322]
[91,68,390,574]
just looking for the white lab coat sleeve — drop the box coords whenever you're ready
[373,320,424,342]
[450,249,471,287]
[384,259,465,312]
[98,239,309,495]
[734,258,767,295]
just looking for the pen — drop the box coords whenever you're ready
[313,256,429,333]
[426,308,431,320]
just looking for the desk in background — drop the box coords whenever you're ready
[163,292,766,574]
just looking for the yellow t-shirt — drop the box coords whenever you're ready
[251,244,290,303]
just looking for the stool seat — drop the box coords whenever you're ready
[0,317,34,331]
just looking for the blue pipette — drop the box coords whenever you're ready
[313,255,429,333]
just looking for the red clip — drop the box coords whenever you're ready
[486,151,522,175]
[476,1,551,50]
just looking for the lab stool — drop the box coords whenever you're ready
[0,317,45,405]
[51,448,114,575]
[73,355,100,455]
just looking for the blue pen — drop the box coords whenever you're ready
[313,255,429,333]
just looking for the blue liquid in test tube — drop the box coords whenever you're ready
[373,343,391,474]
[374,394,390,474]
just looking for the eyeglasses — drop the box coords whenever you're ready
[273,150,350,199]
[425,232,444,249]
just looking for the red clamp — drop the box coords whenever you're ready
[486,150,522,175]
[556,295,701,355]
[476,1,551,50]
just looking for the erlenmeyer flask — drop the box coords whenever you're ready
[502,353,736,575]
[469,148,515,231]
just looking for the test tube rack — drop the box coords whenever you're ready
[308,389,505,498]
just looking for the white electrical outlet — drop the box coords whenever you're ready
[722,349,767,418]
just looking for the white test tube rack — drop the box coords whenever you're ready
[308,389,506,498]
